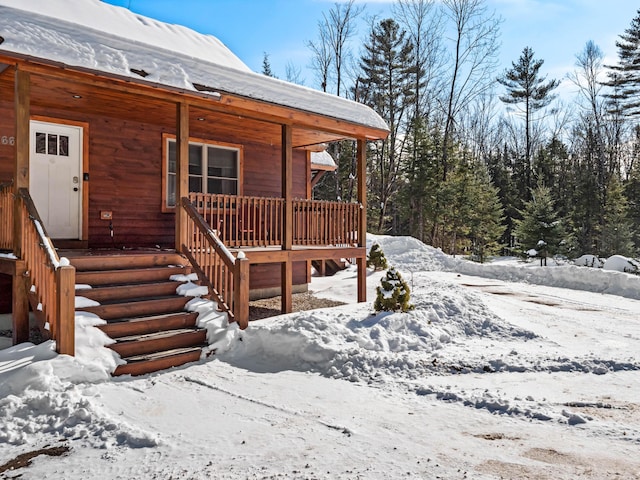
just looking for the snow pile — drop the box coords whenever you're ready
[0,311,157,448]
[218,280,535,382]
[573,254,603,268]
[175,281,208,297]
[0,366,158,448]
[185,297,237,355]
[367,234,452,272]
[74,296,99,308]
[603,254,639,274]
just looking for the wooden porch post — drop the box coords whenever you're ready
[175,102,189,251]
[56,265,75,356]
[13,67,30,343]
[281,124,293,314]
[12,261,28,345]
[233,255,250,329]
[356,138,367,303]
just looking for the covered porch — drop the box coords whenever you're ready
[0,59,382,356]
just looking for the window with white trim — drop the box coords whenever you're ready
[165,137,240,208]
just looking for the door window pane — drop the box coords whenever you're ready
[36,132,46,154]
[47,134,58,155]
[59,135,69,156]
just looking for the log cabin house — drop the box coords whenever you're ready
[0,0,388,375]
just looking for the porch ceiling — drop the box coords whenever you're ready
[0,68,348,149]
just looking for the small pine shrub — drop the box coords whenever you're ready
[374,266,413,312]
[367,243,388,271]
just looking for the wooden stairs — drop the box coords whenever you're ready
[312,258,349,276]
[69,251,208,376]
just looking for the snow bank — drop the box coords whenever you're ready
[371,234,640,301]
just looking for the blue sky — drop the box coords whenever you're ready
[102,0,639,96]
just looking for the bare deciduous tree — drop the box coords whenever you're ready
[308,0,363,97]
[307,26,332,92]
[440,0,501,181]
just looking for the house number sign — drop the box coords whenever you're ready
[1,136,15,145]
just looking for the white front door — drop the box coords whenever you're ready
[29,121,83,239]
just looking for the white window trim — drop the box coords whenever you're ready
[162,133,243,211]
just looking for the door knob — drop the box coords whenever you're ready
[74,187,79,191]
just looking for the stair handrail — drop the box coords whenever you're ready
[16,188,75,355]
[180,197,249,329]
[0,180,14,250]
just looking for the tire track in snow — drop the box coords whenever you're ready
[181,375,353,436]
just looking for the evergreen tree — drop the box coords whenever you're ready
[399,119,443,243]
[374,267,413,312]
[441,164,474,256]
[486,144,519,253]
[498,47,560,196]
[354,18,417,233]
[468,165,505,263]
[605,9,640,116]
[568,118,605,256]
[261,52,276,78]
[624,163,640,251]
[514,186,566,265]
[600,177,635,257]
[367,243,388,270]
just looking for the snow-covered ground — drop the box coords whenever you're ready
[1,235,639,479]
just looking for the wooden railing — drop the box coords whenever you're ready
[0,181,13,250]
[17,188,75,355]
[292,198,360,246]
[190,193,284,248]
[181,197,249,329]
[190,193,361,248]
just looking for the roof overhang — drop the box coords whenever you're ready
[0,2,389,143]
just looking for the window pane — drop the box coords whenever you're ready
[167,173,176,207]
[168,141,176,174]
[47,134,58,155]
[208,147,237,178]
[189,144,202,175]
[36,132,46,154]
[59,135,69,156]
[189,176,202,193]
[208,178,237,195]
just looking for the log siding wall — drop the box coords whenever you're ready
[0,82,310,292]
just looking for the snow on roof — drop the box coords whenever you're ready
[310,151,336,169]
[0,0,388,135]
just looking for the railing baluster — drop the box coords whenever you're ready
[0,181,14,249]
